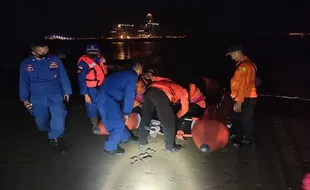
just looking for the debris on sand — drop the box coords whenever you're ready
[130,148,156,165]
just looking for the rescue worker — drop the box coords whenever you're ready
[185,83,206,117]
[77,44,109,131]
[95,60,144,156]
[226,45,258,146]
[19,42,72,153]
[132,69,154,114]
[138,77,189,153]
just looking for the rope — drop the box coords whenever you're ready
[259,93,310,102]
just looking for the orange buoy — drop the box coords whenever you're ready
[191,118,229,152]
[94,113,141,135]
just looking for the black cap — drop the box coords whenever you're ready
[225,44,244,56]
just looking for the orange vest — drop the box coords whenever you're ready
[230,56,258,103]
[149,78,189,118]
[133,78,147,108]
[78,55,108,88]
[189,83,206,108]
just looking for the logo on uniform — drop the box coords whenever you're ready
[89,63,96,68]
[49,62,59,68]
[77,66,83,74]
[26,64,34,72]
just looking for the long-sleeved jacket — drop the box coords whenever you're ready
[230,56,258,103]
[189,83,206,108]
[95,69,138,116]
[149,77,189,118]
[19,55,72,101]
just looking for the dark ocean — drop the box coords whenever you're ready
[3,36,310,106]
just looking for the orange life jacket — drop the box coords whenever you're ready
[189,83,206,108]
[149,78,189,118]
[78,55,108,88]
[133,78,148,108]
[230,56,258,103]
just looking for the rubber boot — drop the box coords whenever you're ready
[50,138,68,153]
[90,118,98,130]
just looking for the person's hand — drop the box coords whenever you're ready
[23,101,32,109]
[64,95,70,102]
[84,94,92,104]
[233,102,242,113]
[123,115,129,126]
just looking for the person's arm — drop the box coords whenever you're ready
[77,61,90,95]
[176,89,189,118]
[234,65,250,103]
[19,62,30,102]
[56,57,72,95]
[122,75,138,116]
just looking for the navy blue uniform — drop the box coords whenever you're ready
[19,55,72,139]
[95,69,138,151]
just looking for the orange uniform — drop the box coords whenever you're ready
[189,83,206,108]
[149,78,189,118]
[230,56,258,103]
[134,78,147,108]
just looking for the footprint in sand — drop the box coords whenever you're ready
[130,148,156,165]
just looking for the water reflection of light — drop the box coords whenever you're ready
[111,42,161,60]
[113,42,131,60]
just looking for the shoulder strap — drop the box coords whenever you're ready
[238,59,257,72]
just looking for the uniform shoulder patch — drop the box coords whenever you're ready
[26,64,34,72]
[240,67,247,72]
[49,62,59,68]
[77,66,83,74]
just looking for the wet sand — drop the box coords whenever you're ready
[1,99,287,190]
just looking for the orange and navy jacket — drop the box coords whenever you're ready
[149,77,189,118]
[230,56,258,103]
[133,78,148,108]
[77,55,108,95]
[189,83,206,108]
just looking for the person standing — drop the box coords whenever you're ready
[19,42,72,153]
[226,45,258,146]
[77,44,108,131]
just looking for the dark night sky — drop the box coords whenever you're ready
[2,0,309,39]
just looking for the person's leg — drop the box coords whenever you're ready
[97,97,128,154]
[86,88,99,129]
[240,98,257,143]
[138,89,156,145]
[150,89,178,151]
[48,94,68,152]
[30,96,50,132]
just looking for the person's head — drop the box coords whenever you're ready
[86,44,100,56]
[225,45,245,62]
[132,61,143,76]
[30,43,49,60]
[142,69,154,83]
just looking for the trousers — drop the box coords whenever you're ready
[230,98,257,140]
[29,94,67,139]
[85,87,99,119]
[97,94,130,151]
[139,88,177,150]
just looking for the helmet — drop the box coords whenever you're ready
[86,44,100,53]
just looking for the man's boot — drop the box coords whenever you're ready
[50,138,68,153]
[90,118,98,130]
